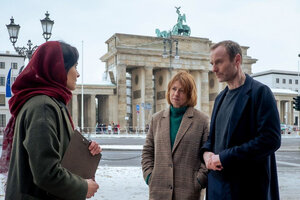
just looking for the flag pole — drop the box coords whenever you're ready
[81,41,84,132]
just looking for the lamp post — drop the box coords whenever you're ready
[297,54,300,130]
[6,11,54,60]
[162,38,179,59]
[162,37,179,69]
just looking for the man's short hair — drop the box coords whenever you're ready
[211,40,243,63]
[166,70,197,107]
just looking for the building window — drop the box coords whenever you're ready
[0,114,6,127]
[0,94,5,106]
[276,78,279,83]
[0,62,5,69]
[296,80,299,85]
[282,79,286,84]
[0,77,5,86]
[289,79,292,84]
[11,62,18,69]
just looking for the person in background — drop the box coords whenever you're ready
[142,70,209,200]
[108,124,112,134]
[117,123,120,134]
[201,40,281,200]
[0,41,101,200]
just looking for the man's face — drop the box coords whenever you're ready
[210,46,238,83]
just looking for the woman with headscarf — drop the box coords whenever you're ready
[0,41,101,200]
[142,70,209,200]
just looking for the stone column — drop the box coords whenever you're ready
[116,64,127,128]
[289,101,293,125]
[276,100,281,123]
[190,70,201,111]
[200,70,209,115]
[108,95,117,124]
[154,69,170,112]
[84,95,89,129]
[280,101,286,124]
[72,94,78,128]
[88,94,96,129]
[144,67,154,126]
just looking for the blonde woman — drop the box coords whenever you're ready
[142,71,209,200]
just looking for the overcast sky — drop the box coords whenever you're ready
[1,0,299,84]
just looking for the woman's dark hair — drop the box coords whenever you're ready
[59,41,79,72]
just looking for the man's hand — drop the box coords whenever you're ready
[89,141,102,156]
[203,152,223,171]
[86,179,99,198]
[210,154,223,171]
[203,151,214,168]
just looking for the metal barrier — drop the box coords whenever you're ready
[76,126,149,135]
[0,126,150,136]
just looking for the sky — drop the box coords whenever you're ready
[0,0,299,84]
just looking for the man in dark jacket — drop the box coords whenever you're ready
[201,40,281,200]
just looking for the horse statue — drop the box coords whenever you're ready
[155,29,171,38]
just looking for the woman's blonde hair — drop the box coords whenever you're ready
[166,70,197,107]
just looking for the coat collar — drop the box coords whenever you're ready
[51,97,73,139]
[161,108,172,153]
[211,74,253,145]
[172,107,194,153]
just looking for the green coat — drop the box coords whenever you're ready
[5,95,88,200]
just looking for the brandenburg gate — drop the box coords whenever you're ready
[99,33,257,130]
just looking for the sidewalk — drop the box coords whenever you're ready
[0,135,300,152]
[101,145,143,151]
[96,134,300,151]
[101,144,300,151]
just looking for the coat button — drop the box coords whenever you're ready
[169,185,173,189]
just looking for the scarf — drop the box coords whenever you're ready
[0,41,74,173]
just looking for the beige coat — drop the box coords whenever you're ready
[142,107,209,200]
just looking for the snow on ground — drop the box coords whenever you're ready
[0,166,149,200]
[93,166,148,200]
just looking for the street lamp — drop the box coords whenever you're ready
[162,37,180,71]
[162,37,179,60]
[6,11,54,60]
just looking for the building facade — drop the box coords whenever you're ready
[252,70,299,125]
[0,51,24,129]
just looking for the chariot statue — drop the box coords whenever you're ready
[155,6,191,38]
[172,7,191,36]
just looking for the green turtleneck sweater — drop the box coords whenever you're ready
[170,105,188,149]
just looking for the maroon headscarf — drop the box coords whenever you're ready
[0,41,74,173]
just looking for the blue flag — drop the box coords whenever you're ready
[5,68,12,97]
